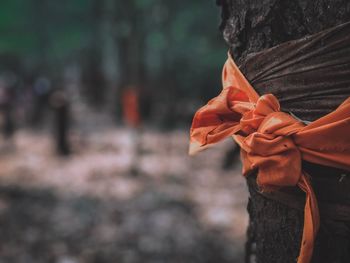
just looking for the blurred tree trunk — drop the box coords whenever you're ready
[83,0,120,109]
[115,1,150,122]
[82,0,106,107]
[216,1,350,263]
[116,1,147,90]
[100,0,121,114]
[33,0,51,74]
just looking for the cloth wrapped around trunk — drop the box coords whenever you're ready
[189,21,350,263]
[240,21,350,122]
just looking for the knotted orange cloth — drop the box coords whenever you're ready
[189,54,350,263]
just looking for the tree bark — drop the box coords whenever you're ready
[217,0,350,62]
[216,1,350,262]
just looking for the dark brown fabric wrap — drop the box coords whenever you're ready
[239,21,350,217]
[240,21,350,122]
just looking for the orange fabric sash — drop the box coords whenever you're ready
[189,54,350,263]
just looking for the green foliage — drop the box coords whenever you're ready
[0,0,35,55]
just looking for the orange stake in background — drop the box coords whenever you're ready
[189,53,350,263]
[122,87,141,128]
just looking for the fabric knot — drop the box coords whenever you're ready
[189,53,350,263]
[232,94,305,190]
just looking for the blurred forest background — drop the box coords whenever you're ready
[0,0,226,128]
[0,1,248,263]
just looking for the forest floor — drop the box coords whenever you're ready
[0,127,248,263]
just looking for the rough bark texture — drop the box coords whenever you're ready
[216,1,350,262]
[217,0,350,62]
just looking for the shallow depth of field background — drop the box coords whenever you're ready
[0,1,248,263]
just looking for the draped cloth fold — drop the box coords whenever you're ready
[189,54,350,263]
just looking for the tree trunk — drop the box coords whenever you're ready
[216,1,350,262]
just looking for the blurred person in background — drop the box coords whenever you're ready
[31,76,52,127]
[0,75,16,151]
[49,88,71,156]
